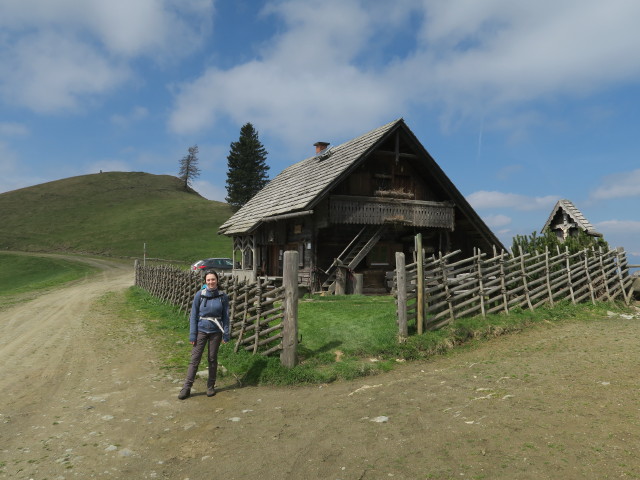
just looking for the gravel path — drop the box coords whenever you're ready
[1,257,639,479]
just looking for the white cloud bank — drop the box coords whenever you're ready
[591,168,640,199]
[169,0,640,147]
[467,190,558,211]
[595,219,640,233]
[483,213,512,228]
[0,0,214,113]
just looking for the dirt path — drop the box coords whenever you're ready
[1,257,640,479]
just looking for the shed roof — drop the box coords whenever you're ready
[542,199,602,237]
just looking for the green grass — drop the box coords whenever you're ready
[0,171,233,262]
[0,252,98,309]
[122,285,634,386]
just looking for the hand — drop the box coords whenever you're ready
[190,341,195,346]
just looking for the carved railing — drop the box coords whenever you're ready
[329,195,454,228]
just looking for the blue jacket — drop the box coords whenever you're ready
[189,288,230,343]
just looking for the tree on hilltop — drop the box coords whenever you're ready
[225,123,269,210]
[178,144,200,191]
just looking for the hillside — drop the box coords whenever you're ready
[0,172,233,262]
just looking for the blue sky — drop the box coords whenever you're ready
[1,0,639,266]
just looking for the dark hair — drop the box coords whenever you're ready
[203,269,219,282]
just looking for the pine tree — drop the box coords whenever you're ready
[225,123,270,210]
[178,144,200,190]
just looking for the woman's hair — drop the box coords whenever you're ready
[203,269,219,282]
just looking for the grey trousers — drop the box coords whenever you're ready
[183,331,223,389]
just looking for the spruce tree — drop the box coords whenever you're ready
[225,123,270,210]
[178,144,200,190]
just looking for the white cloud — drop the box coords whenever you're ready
[192,179,227,202]
[467,190,558,211]
[483,214,512,228]
[0,122,29,137]
[595,219,640,233]
[110,106,149,127]
[169,0,408,142]
[590,169,640,200]
[0,31,130,112]
[169,0,640,146]
[0,140,34,193]
[0,0,214,113]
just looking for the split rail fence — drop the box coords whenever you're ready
[134,251,300,367]
[395,235,634,339]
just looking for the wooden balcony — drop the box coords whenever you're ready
[329,195,455,229]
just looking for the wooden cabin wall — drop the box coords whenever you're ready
[332,153,447,203]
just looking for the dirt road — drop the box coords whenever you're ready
[1,257,640,479]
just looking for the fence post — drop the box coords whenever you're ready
[395,252,408,342]
[281,250,299,368]
[415,233,424,334]
[335,263,347,295]
[615,247,631,305]
[565,246,576,304]
[353,273,364,295]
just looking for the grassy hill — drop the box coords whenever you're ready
[0,172,234,262]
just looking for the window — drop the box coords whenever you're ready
[368,244,390,266]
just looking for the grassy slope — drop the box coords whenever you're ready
[0,172,233,262]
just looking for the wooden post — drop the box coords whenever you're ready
[475,249,486,317]
[544,247,554,307]
[615,247,630,305]
[335,262,346,295]
[281,250,299,368]
[416,233,424,334]
[353,273,364,295]
[565,246,576,304]
[395,252,408,342]
[499,250,509,314]
[598,247,612,301]
[519,246,533,310]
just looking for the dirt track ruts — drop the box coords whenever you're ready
[1,256,640,479]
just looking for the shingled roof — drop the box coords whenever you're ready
[218,119,401,235]
[542,199,602,237]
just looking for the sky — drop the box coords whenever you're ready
[1,0,639,267]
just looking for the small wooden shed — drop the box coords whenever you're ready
[218,119,504,293]
[541,199,602,241]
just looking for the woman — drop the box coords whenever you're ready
[178,269,230,400]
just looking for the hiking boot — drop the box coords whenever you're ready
[206,387,216,397]
[178,387,191,400]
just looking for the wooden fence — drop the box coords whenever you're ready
[134,251,300,367]
[395,236,634,339]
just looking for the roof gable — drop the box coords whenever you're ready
[542,199,601,236]
[218,119,401,235]
[218,118,505,252]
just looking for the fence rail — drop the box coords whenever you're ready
[395,239,634,338]
[134,251,300,365]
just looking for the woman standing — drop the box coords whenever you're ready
[178,269,230,400]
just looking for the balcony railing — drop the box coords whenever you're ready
[329,195,455,229]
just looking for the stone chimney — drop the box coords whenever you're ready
[314,142,330,154]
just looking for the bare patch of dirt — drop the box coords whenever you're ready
[1,257,640,479]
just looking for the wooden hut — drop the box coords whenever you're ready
[541,199,602,241]
[218,118,504,293]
